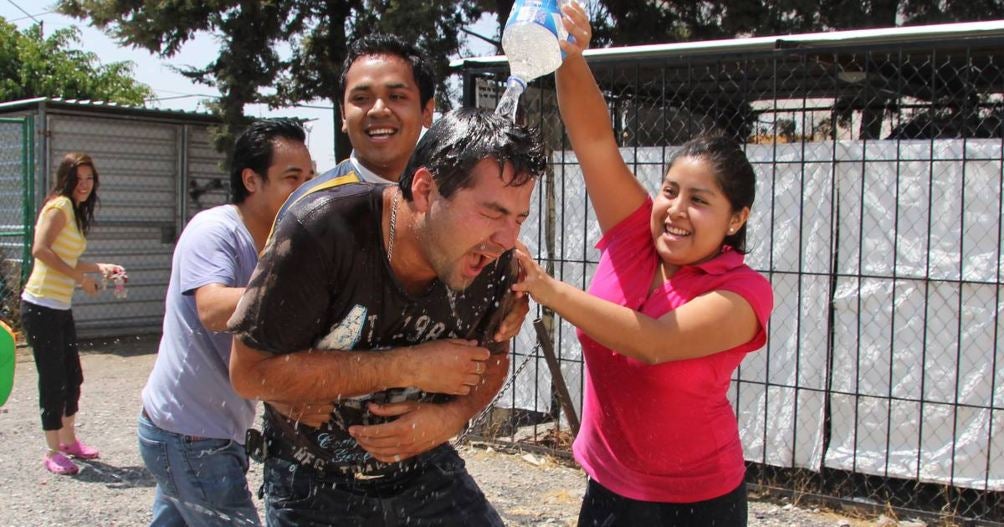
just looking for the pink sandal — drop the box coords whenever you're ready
[44,452,79,475]
[59,440,100,460]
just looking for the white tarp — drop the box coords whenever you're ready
[733,142,833,473]
[507,139,1004,492]
[827,140,1004,490]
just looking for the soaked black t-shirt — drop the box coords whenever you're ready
[230,183,515,474]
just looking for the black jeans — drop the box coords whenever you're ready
[578,478,748,527]
[20,300,82,431]
[262,446,504,527]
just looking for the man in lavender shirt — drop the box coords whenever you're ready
[137,119,313,527]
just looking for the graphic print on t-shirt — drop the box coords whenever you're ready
[316,304,367,350]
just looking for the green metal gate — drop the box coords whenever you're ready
[0,116,35,331]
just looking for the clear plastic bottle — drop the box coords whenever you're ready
[496,0,570,121]
[102,271,128,299]
[112,274,127,299]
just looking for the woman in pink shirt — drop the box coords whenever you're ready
[512,4,773,526]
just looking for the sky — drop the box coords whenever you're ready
[0,2,500,173]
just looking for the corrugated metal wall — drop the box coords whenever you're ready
[185,126,229,220]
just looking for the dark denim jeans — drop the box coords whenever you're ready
[263,446,503,527]
[137,413,261,527]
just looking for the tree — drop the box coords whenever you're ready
[594,0,1004,45]
[0,18,151,105]
[58,1,486,161]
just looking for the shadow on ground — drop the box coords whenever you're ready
[78,334,160,358]
[75,459,157,489]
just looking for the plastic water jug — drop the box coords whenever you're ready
[496,0,570,120]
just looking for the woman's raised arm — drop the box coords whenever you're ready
[556,2,649,233]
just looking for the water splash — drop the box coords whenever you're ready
[444,289,461,321]
[495,77,526,122]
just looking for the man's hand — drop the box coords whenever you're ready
[348,401,464,463]
[492,293,529,343]
[491,240,533,343]
[403,339,491,395]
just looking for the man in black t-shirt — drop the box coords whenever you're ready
[228,108,546,527]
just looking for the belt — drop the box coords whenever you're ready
[141,407,208,442]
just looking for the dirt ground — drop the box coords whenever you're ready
[0,335,898,526]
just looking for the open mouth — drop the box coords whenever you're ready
[664,223,691,237]
[466,250,499,277]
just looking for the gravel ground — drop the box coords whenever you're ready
[0,335,915,527]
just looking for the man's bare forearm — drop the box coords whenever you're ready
[195,285,245,332]
[230,338,413,403]
[230,337,493,405]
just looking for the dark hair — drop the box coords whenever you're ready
[668,135,757,253]
[337,33,436,109]
[398,108,546,200]
[229,119,307,204]
[47,152,99,235]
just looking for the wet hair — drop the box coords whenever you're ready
[668,135,757,253]
[337,33,436,109]
[229,119,306,204]
[398,108,546,200]
[47,152,99,235]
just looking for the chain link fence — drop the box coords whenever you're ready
[459,23,1004,524]
[0,117,33,335]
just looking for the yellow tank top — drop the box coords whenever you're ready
[23,196,87,306]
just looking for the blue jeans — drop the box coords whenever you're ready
[137,412,261,527]
[263,446,503,527]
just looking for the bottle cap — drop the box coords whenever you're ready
[506,76,527,91]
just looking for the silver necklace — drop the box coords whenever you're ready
[387,189,400,263]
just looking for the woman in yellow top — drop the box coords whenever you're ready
[20,152,125,475]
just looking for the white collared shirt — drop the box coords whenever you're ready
[349,151,395,185]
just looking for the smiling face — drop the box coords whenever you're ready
[253,138,314,219]
[72,165,95,205]
[651,156,749,273]
[341,54,434,181]
[416,158,535,292]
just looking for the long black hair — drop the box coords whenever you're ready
[47,152,99,235]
